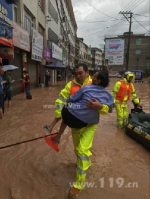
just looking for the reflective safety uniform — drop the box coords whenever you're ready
[112,78,139,128]
[54,76,109,190]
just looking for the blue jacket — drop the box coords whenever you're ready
[0,76,4,94]
[67,84,114,124]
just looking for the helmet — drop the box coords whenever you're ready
[124,71,135,81]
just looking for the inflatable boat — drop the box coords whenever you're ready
[125,105,150,149]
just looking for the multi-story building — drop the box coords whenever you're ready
[1,0,46,94]
[0,1,14,69]
[105,33,150,73]
[76,38,92,69]
[0,0,78,94]
[74,36,80,64]
[1,0,104,95]
[122,33,150,71]
[91,47,103,70]
[45,0,77,81]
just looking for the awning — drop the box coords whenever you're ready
[45,60,67,70]
[0,38,14,50]
[6,0,16,4]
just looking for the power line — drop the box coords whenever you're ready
[74,9,91,15]
[82,0,119,20]
[134,25,150,32]
[82,23,131,38]
[129,0,145,11]
[106,0,145,36]
[106,0,137,36]
[133,16,150,32]
[120,11,133,70]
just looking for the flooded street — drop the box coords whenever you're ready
[0,78,149,199]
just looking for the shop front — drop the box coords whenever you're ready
[50,42,66,85]
[40,46,51,86]
[0,0,14,64]
[31,28,43,88]
[11,21,30,95]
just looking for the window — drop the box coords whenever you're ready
[38,24,44,37]
[60,26,64,36]
[136,39,142,45]
[48,1,58,24]
[12,4,18,23]
[24,9,35,36]
[135,49,141,54]
[38,0,44,13]
[48,27,58,45]
[61,5,63,16]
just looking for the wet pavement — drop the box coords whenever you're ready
[0,78,150,199]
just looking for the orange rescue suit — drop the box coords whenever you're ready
[70,80,92,95]
[115,80,133,102]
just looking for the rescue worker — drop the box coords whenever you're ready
[44,63,110,198]
[112,71,140,128]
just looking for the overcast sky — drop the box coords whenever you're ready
[71,0,150,49]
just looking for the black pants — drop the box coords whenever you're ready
[0,93,4,113]
[61,106,87,128]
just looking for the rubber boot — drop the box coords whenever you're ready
[26,96,31,99]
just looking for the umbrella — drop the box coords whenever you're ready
[3,65,18,72]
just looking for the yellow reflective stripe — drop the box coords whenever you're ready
[115,101,127,104]
[58,96,67,103]
[77,154,89,161]
[117,118,123,121]
[76,166,87,174]
[132,97,138,100]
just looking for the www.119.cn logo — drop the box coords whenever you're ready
[99,177,138,188]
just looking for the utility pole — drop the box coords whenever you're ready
[119,11,133,71]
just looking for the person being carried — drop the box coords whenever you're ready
[45,71,113,151]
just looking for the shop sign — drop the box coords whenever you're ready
[0,1,13,41]
[31,28,43,61]
[13,22,30,52]
[105,39,125,65]
[0,47,14,59]
[51,42,62,61]
[43,46,51,62]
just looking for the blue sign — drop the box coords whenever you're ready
[95,64,98,70]
[0,0,13,39]
[130,70,143,80]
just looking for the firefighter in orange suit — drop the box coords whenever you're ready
[112,71,140,128]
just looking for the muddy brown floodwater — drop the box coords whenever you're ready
[0,78,150,199]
